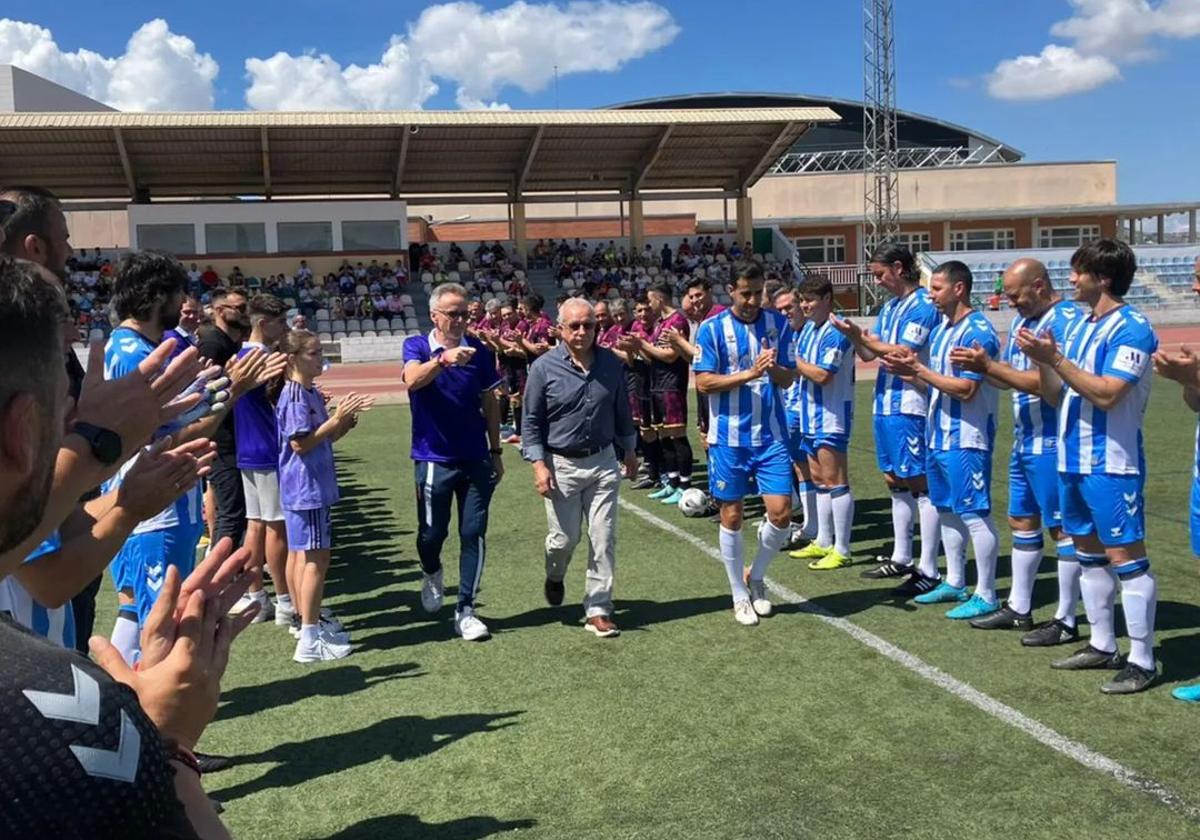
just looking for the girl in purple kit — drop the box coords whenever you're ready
[276,330,373,662]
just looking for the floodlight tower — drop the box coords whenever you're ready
[863,0,900,259]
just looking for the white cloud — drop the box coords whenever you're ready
[243,0,680,111]
[987,0,1200,100]
[987,44,1121,100]
[0,18,217,110]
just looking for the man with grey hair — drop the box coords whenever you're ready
[402,282,504,641]
[522,297,638,637]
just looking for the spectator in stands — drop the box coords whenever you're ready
[661,242,672,271]
[729,241,743,260]
[715,238,726,257]
[448,242,465,266]
[297,259,313,282]
[395,261,409,286]
[199,264,219,288]
[744,241,754,258]
[187,262,202,293]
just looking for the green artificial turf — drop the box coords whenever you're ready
[99,383,1200,839]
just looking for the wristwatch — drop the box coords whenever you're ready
[71,422,123,466]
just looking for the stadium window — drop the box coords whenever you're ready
[136,224,196,255]
[206,222,267,254]
[278,221,333,252]
[342,220,402,251]
[894,232,931,254]
[1038,225,1101,249]
[949,229,1016,251]
[793,235,846,264]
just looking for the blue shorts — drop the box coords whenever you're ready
[787,421,807,464]
[1007,449,1062,528]
[873,414,926,479]
[1059,473,1144,547]
[119,523,204,625]
[285,507,333,552]
[1191,477,1200,558]
[927,448,992,515]
[708,441,793,502]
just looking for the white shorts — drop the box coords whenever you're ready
[241,468,284,522]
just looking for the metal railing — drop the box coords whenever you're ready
[768,144,1009,175]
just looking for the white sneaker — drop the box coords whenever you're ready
[274,602,296,626]
[421,570,444,614]
[319,626,350,646]
[289,617,347,642]
[230,592,274,623]
[454,608,490,641]
[293,634,352,662]
[319,609,344,633]
[748,579,773,617]
[733,599,760,626]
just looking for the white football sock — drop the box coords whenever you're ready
[797,480,818,539]
[719,526,750,602]
[831,485,854,557]
[750,519,790,581]
[300,623,320,645]
[1054,539,1081,628]
[889,489,916,565]
[916,493,942,579]
[1007,530,1043,615]
[1078,561,1118,653]
[815,488,833,549]
[110,613,141,666]
[939,512,968,590]
[1117,564,1157,671]
[964,513,999,604]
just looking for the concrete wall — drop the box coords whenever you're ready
[1,65,115,112]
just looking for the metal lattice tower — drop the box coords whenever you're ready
[863,0,900,259]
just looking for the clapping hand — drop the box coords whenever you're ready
[441,345,476,367]
[750,348,776,377]
[116,437,217,521]
[882,346,919,381]
[1014,327,1057,365]
[948,342,989,374]
[829,315,864,343]
[1153,344,1200,384]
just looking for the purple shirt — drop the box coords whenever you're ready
[234,342,278,470]
[403,332,500,463]
[161,326,197,362]
[276,380,340,510]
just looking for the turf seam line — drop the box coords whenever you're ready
[616,496,1200,825]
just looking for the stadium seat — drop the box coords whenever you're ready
[331,319,347,332]
[491,280,504,293]
[375,318,390,330]
[421,272,434,284]
[363,330,377,338]
[448,271,461,283]
[405,318,419,330]
[399,294,413,306]
[333,331,347,341]
[403,306,416,318]
[318,332,333,343]
[482,292,494,302]
[514,269,526,280]
[377,329,392,337]
[407,328,421,337]
[457,261,471,273]
[317,320,332,333]
[348,331,362,338]
[355,284,368,296]
[315,308,330,320]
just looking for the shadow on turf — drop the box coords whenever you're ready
[212,711,523,802]
[216,663,423,721]
[320,813,536,840]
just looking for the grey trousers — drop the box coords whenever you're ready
[544,448,622,617]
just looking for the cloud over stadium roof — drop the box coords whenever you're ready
[609,93,1023,171]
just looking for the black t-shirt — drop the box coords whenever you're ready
[196,325,239,461]
[0,615,198,839]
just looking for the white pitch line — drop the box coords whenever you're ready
[617,496,1200,824]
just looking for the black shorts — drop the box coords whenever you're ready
[208,459,246,545]
[695,391,710,435]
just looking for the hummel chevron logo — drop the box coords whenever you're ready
[146,562,165,593]
[1111,526,1124,538]
[23,664,142,784]
[1123,492,1139,518]
[906,436,921,456]
[971,471,986,491]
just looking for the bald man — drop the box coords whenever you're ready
[949,258,1084,643]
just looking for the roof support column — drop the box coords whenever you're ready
[1158,214,1166,244]
[1127,217,1136,243]
[628,198,645,256]
[1029,217,1039,250]
[1189,209,1197,244]
[735,195,753,252]
[511,202,528,264]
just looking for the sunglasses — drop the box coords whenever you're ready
[437,309,470,320]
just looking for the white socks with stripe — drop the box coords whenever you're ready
[751,519,790,581]
[889,489,916,566]
[814,488,833,550]
[796,480,818,539]
[1008,530,1044,615]
[1118,562,1157,671]
[964,513,999,604]
[939,513,969,590]
[1054,539,1081,628]
[719,526,749,602]
[110,612,141,666]
[916,494,941,580]
[1078,560,1118,653]
[830,485,854,557]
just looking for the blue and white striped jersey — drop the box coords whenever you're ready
[0,532,75,649]
[1058,305,1158,475]
[791,319,855,436]
[696,308,795,447]
[103,326,204,533]
[927,310,999,452]
[873,287,940,417]
[1002,300,1082,456]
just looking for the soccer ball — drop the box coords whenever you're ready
[678,488,710,517]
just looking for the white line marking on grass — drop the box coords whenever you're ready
[617,497,1200,824]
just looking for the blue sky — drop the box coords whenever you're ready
[2,0,1198,204]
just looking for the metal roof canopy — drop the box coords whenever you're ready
[0,108,838,203]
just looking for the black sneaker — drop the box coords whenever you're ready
[1051,644,1124,671]
[1101,662,1158,695]
[892,570,939,598]
[631,476,658,490]
[195,752,233,773]
[1021,618,1080,647]
[544,577,565,607]
[968,603,1034,631]
[861,560,914,580]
